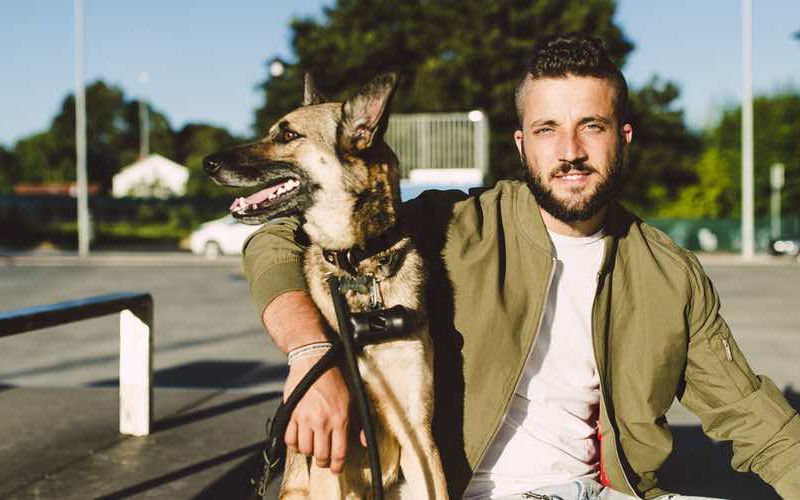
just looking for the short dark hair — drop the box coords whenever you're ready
[515,33,629,125]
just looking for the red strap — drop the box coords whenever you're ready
[598,421,610,486]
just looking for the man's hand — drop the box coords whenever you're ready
[283,355,351,472]
[263,291,363,474]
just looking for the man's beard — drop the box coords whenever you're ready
[522,148,623,223]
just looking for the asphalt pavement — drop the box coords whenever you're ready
[2,251,797,393]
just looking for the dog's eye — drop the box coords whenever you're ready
[278,130,301,143]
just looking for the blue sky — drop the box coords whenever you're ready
[1,0,799,147]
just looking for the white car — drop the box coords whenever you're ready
[188,215,260,258]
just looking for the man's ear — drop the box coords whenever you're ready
[340,72,399,152]
[622,123,633,145]
[302,73,328,106]
[513,129,524,156]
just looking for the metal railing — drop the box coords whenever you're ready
[386,111,490,179]
[0,292,154,436]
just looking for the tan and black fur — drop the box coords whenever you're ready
[204,73,448,499]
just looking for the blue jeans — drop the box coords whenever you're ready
[492,479,727,500]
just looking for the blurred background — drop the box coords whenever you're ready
[1,0,799,255]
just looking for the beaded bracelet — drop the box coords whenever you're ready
[287,341,333,365]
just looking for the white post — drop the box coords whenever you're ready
[119,309,153,436]
[74,0,90,257]
[741,0,755,259]
[770,163,785,239]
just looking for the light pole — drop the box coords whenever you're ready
[138,72,150,158]
[741,0,755,259]
[74,0,90,257]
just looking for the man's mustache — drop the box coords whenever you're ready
[549,162,598,178]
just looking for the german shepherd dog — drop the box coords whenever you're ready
[204,73,448,499]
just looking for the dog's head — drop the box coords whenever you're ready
[204,73,400,249]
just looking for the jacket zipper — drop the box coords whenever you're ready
[472,256,557,469]
[591,270,639,497]
[721,337,733,361]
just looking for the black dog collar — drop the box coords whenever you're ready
[322,226,405,276]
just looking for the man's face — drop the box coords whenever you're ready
[514,75,633,223]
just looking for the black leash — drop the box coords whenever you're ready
[328,274,384,500]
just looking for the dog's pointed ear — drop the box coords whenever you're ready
[303,73,328,106]
[340,72,399,152]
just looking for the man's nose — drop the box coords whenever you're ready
[557,131,588,164]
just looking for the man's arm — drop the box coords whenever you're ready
[242,217,353,473]
[678,254,800,498]
[263,291,353,473]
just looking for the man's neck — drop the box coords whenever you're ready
[539,205,608,237]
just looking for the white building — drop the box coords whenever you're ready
[112,154,189,198]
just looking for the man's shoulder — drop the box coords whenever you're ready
[614,204,707,284]
[402,180,523,228]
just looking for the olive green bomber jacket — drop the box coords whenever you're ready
[242,180,800,499]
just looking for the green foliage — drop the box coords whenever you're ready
[252,0,702,214]
[623,77,702,215]
[4,80,244,201]
[174,123,242,198]
[254,0,634,182]
[0,145,18,193]
[698,92,800,219]
[7,80,176,191]
[50,81,176,189]
[657,147,734,218]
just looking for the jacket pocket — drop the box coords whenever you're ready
[708,329,760,397]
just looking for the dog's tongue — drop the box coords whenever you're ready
[229,178,300,213]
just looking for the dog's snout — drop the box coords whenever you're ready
[203,154,222,174]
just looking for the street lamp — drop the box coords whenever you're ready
[269,58,286,78]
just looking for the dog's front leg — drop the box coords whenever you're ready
[308,463,345,500]
[280,451,311,499]
[397,428,449,500]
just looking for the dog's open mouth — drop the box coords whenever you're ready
[229,177,301,218]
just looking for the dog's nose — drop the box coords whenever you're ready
[203,154,222,174]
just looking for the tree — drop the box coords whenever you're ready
[253,0,700,214]
[0,145,19,193]
[9,80,175,191]
[623,77,702,215]
[699,92,800,219]
[48,81,175,190]
[254,0,633,183]
[658,147,734,218]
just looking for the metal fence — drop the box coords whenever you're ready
[648,216,800,252]
[385,111,489,179]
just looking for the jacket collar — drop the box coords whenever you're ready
[512,181,632,276]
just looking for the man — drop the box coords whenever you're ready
[242,34,800,499]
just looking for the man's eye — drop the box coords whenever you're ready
[533,127,553,135]
[585,123,605,131]
[279,130,300,142]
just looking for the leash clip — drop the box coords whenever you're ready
[368,275,382,309]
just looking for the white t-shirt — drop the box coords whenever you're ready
[464,228,606,499]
